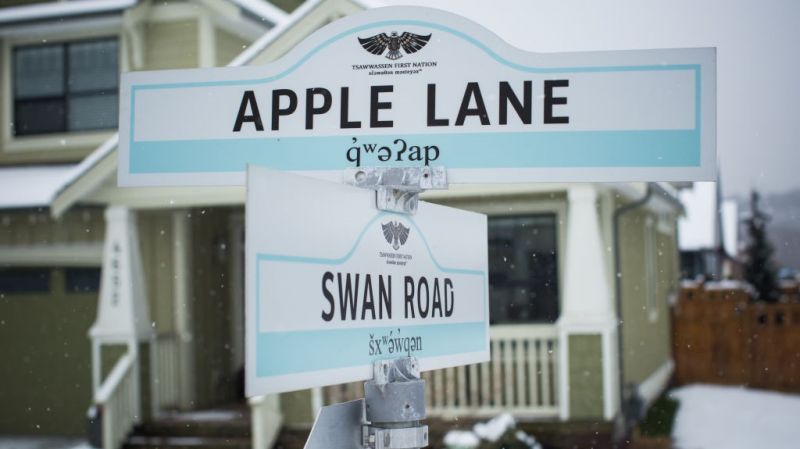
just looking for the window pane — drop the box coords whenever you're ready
[68,93,118,131]
[14,44,64,99]
[65,268,101,294]
[488,215,559,324]
[14,99,65,135]
[68,39,118,93]
[0,268,51,295]
[12,38,118,136]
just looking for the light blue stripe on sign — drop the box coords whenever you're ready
[130,129,700,174]
[256,321,486,377]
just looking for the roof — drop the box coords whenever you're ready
[0,0,137,25]
[233,0,289,26]
[0,0,288,27]
[0,165,75,209]
[230,0,385,66]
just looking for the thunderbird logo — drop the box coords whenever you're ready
[382,221,410,250]
[358,31,431,60]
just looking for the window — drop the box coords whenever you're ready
[65,267,101,294]
[13,38,119,136]
[0,268,51,294]
[488,214,559,324]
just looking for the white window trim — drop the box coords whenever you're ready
[1,22,123,154]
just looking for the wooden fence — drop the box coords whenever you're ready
[673,284,800,391]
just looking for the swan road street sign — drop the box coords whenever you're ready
[118,7,716,187]
[245,165,489,395]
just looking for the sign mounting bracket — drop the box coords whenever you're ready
[344,166,448,215]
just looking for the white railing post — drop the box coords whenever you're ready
[95,353,138,449]
[250,395,283,449]
[172,210,195,410]
[88,206,154,448]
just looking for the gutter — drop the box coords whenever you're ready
[612,182,653,424]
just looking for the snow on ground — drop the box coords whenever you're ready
[473,413,516,442]
[671,384,800,449]
[163,409,244,421]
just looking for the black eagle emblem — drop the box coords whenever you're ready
[358,31,431,60]
[381,221,410,250]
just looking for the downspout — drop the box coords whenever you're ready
[612,182,653,424]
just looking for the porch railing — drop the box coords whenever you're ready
[94,352,139,449]
[322,325,559,418]
[250,394,283,449]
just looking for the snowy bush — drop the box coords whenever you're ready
[443,413,542,449]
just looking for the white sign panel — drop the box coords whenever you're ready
[245,165,489,395]
[119,6,716,187]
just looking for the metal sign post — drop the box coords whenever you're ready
[344,166,447,215]
[304,357,428,449]
[363,358,428,449]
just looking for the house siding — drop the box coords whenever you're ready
[568,334,604,419]
[0,207,105,246]
[215,29,247,67]
[618,207,677,388]
[144,20,199,70]
[0,269,97,435]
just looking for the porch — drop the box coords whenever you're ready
[85,183,625,448]
[91,324,559,449]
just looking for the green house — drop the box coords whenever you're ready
[0,1,682,448]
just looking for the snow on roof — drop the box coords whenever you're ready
[721,199,739,257]
[229,0,326,66]
[0,0,137,25]
[232,0,288,26]
[230,0,383,66]
[0,165,76,209]
[678,182,719,251]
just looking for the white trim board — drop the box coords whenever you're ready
[0,243,103,266]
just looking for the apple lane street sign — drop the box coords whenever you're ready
[119,6,716,187]
[245,165,489,395]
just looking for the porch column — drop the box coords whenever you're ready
[172,210,196,409]
[556,185,620,421]
[89,206,153,417]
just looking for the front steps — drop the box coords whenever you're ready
[124,406,251,449]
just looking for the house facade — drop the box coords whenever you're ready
[0,1,681,448]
